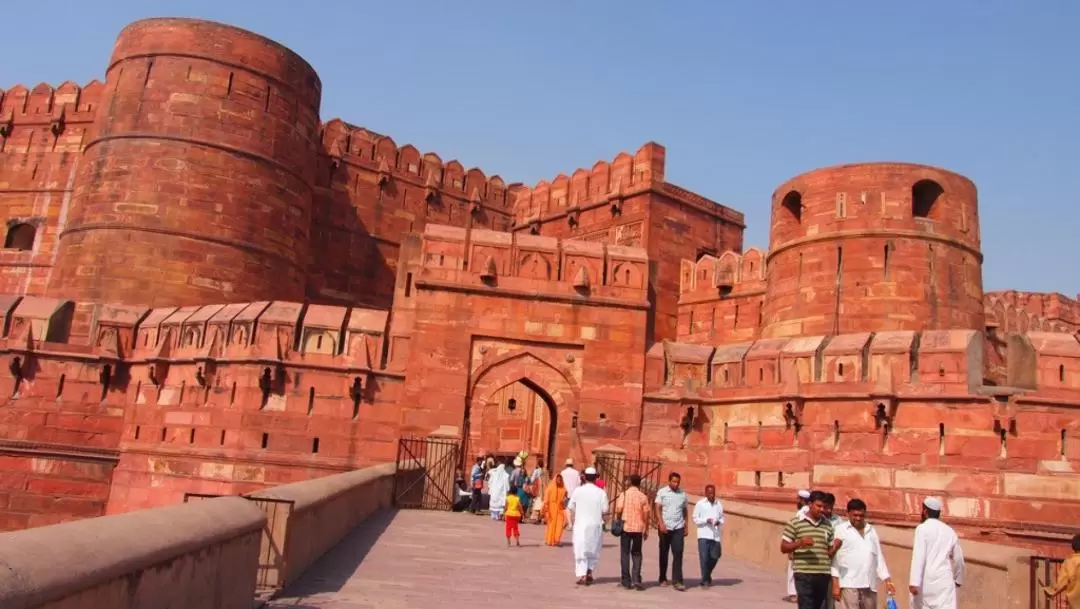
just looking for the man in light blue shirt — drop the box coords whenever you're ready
[653,471,689,590]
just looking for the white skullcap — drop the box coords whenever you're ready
[923,496,943,511]
[797,490,811,499]
[513,457,523,466]
[584,467,597,475]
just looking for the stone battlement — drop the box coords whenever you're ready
[645,329,1080,396]
[319,119,516,216]
[413,225,650,303]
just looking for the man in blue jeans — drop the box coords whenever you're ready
[692,484,725,587]
[653,471,689,590]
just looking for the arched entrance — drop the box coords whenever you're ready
[466,350,579,470]
[474,379,558,468]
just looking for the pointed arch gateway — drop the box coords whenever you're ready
[467,350,579,468]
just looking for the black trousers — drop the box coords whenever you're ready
[658,528,685,584]
[619,532,644,586]
[794,572,831,609]
[468,488,482,513]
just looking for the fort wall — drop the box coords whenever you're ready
[677,248,767,344]
[508,143,746,342]
[641,329,1080,550]
[0,81,103,297]
[308,120,515,309]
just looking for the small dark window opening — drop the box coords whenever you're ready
[507,398,517,413]
[220,430,226,446]
[261,432,269,449]
[189,429,196,444]
[1060,364,1066,384]
[134,425,141,440]
[912,180,944,218]
[4,223,36,250]
[781,191,802,223]
[161,427,168,442]
[405,272,413,297]
[312,437,320,454]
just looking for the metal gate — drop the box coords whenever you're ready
[393,436,461,511]
[183,492,295,591]
[1030,556,1067,609]
[594,453,664,508]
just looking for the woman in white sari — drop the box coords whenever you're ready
[487,459,510,521]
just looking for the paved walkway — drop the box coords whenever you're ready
[266,509,792,609]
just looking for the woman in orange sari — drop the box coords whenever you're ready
[543,473,568,546]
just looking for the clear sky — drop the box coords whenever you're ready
[3,1,1077,296]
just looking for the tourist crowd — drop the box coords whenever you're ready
[453,452,1075,609]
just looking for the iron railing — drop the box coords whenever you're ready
[183,492,295,591]
[594,453,664,510]
[1030,556,1068,609]
[392,436,461,510]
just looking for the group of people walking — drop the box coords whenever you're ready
[463,454,991,609]
[782,489,966,609]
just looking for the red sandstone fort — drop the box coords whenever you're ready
[0,17,1077,552]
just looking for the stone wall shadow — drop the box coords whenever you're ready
[264,507,398,605]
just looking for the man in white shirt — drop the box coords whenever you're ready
[566,466,608,585]
[786,489,812,602]
[830,498,895,609]
[909,497,965,609]
[692,484,724,587]
[560,458,581,500]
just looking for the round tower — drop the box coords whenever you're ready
[760,162,984,338]
[46,18,321,307]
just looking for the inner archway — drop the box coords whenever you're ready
[474,378,558,468]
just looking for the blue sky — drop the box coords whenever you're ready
[4,1,1077,295]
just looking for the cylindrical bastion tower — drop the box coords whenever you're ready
[761,163,984,338]
[46,18,321,307]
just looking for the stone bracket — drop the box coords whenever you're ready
[872,398,897,430]
[782,399,805,433]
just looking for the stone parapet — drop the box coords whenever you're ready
[0,495,264,609]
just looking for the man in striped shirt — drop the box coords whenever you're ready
[781,490,840,609]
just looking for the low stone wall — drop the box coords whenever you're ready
[716,499,1032,609]
[0,496,265,609]
[247,462,399,589]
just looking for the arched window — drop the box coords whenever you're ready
[781,191,802,222]
[4,223,35,250]
[912,180,944,219]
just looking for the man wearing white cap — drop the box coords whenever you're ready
[566,466,608,585]
[784,489,813,602]
[560,458,581,500]
[909,497,965,609]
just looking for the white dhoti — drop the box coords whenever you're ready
[786,560,796,595]
[573,523,604,578]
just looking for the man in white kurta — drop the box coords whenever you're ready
[487,461,510,520]
[567,466,608,584]
[560,458,581,499]
[909,497,965,609]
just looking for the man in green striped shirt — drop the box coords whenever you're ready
[781,490,840,609]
